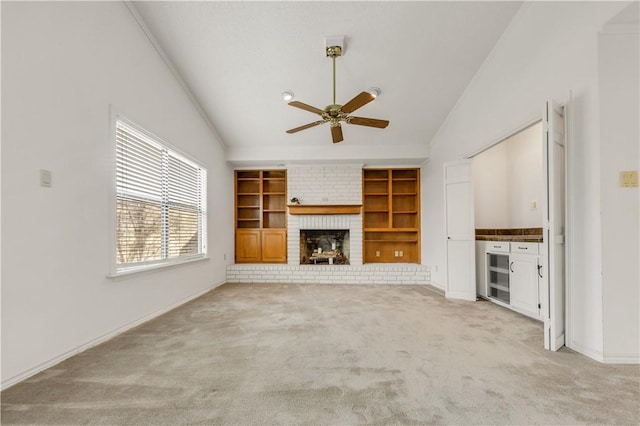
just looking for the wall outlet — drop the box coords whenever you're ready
[39,169,52,187]
[530,200,537,210]
[399,251,404,257]
[375,251,380,257]
[394,251,399,257]
[620,171,638,187]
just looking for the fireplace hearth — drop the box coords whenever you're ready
[300,230,350,265]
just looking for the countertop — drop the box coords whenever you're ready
[475,235,543,243]
[475,228,543,243]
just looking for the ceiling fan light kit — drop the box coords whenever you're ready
[286,37,389,144]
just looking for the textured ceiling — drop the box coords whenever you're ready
[132,1,522,165]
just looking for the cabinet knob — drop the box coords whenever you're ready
[537,264,543,278]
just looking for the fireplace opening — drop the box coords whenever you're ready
[300,230,350,265]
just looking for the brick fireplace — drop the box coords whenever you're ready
[226,165,430,285]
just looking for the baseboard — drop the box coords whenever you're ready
[425,284,445,297]
[445,291,476,302]
[567,340,604,363]
[603,353,640,364]
[1,281,225,391]
[555,333,566,351]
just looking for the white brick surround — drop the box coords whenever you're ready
[287,165,362,205]
[287,165,363,266]
[288,214,362,265]
[227,264,431,285]
[228,164,431,285]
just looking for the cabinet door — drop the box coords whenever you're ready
[509,253,539,317]
[260,229,287,263]
[235,230,261,263]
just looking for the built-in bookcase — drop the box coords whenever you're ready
[235,170,287,263]
[363,168,420,263]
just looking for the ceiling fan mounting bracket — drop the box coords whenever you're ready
[324,35,345,56]
[326,45,342,58]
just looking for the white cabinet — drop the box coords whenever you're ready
[509,253,541,318]
[479,241,544,321]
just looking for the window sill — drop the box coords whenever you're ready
[107,256,210,279]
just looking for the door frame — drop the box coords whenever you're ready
[464,100,571,351]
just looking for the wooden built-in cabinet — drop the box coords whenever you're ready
[363,168,420,263]
[235,170,287,263]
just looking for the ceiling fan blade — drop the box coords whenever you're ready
[331,124,344,143]
[349,116,390,129]
[288,101,325,116]
[340,91,375,114]
[286,120,326,134]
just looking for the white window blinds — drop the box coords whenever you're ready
[115,119,206,270]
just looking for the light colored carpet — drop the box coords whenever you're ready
[2,283,639,425]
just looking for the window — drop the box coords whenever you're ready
[114,118,206,274]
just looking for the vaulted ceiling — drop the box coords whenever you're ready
[131,1,523,165]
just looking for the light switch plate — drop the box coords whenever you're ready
[620,171,638,187]
[39,169,52,187]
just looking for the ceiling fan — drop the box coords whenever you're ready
[286,45,389,143]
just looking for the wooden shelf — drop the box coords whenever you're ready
[287,204,362,215]
[235,170,287,263]
[365,239,417,242]
[365,227,419,232]
[363,168,420,264]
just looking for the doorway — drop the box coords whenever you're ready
[445,100,567,351]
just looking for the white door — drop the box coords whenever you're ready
[543,100,566,351]
[444,160,476,301]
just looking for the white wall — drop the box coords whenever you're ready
[422,1,630,360]
[472,122,543,229]
[473,142,508,228]
[473,123,544,229]
[599,21,639,362]
[505,122,543,228]
[1,2,233,387]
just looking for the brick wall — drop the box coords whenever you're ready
[287,165,362,204]
[228,164,431,285]
[227,264,431,285]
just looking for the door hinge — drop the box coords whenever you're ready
[538,303,542,309]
